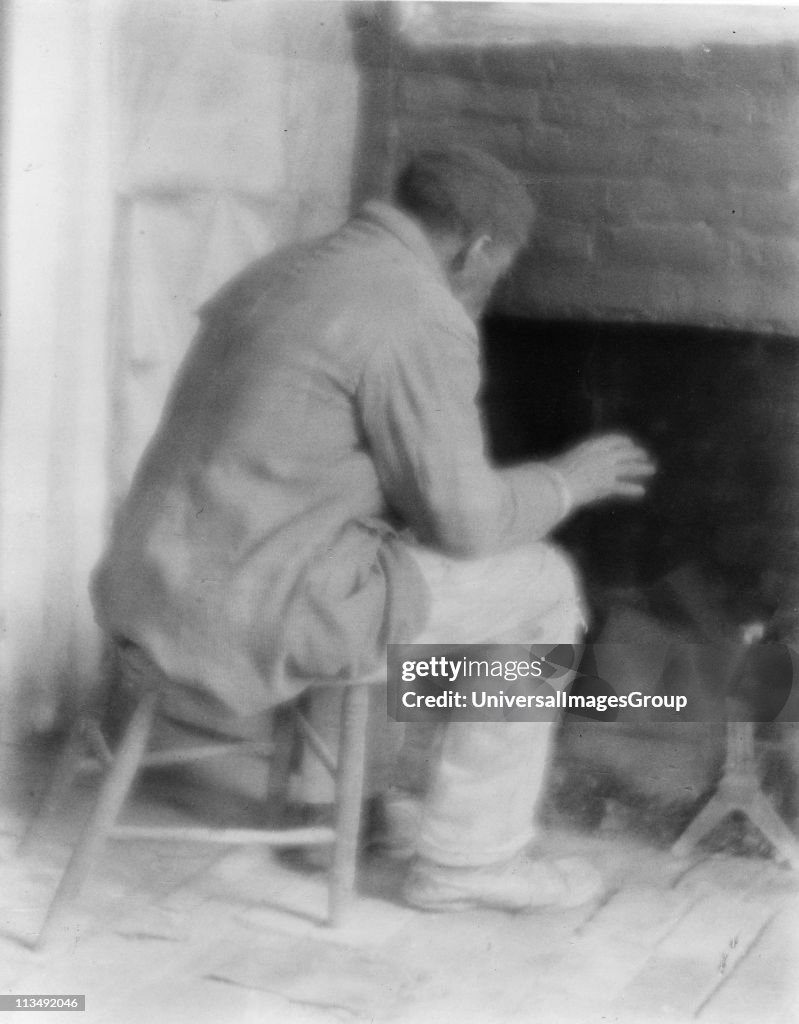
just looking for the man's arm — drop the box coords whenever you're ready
[357,315,571,557]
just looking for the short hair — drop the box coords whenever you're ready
[393,145,535,248]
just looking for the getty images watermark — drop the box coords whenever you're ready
[387,643,799,723]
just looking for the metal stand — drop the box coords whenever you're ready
[672,718,799,868]
[672,625,799,868]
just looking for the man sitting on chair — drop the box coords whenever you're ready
[92,145,655,912]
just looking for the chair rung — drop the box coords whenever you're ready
[75,742,274,776]
[108,824,336,846]
[140,742,274,767]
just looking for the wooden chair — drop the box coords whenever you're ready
[29,676,371,948]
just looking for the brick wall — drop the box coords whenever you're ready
[385,39,799,332]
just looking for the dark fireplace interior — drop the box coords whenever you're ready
[481,316,799,632]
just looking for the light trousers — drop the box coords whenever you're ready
[298,541,586,867]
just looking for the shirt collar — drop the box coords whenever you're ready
[359,199,449,288]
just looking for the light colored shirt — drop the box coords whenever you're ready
[92,201,568,716]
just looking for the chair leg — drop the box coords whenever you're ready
[36,689,158,949]
[328,684,370,927]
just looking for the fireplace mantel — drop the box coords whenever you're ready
[393,2,799,51]
[352,2,799,333]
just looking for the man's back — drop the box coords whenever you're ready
[92,203,461,715]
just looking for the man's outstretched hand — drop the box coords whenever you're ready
[548,433,657,510]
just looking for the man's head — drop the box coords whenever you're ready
[393,145,535,317]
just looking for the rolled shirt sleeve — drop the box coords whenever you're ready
[357,308,569,558]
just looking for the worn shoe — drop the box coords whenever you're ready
[402,854,603,913]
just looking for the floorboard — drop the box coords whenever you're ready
[1,740,796,1024]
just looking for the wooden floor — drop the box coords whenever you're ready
[1,739,797,1024]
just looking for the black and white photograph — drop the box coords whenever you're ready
[1,2,798,1022]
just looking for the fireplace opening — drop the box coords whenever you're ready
[482,314,799,630]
